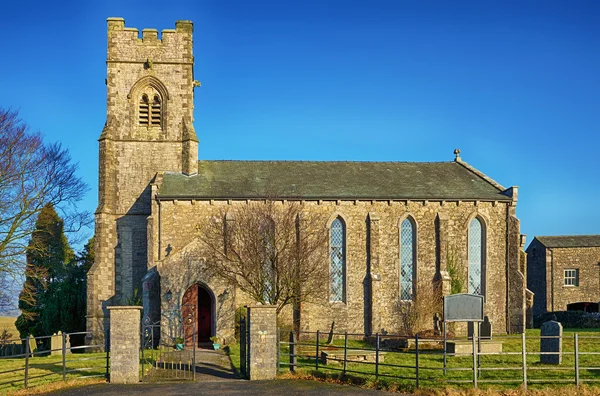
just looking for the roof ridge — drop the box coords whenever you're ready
[198,159,454,164]
[537,235,600,238]
[454,159,506,192]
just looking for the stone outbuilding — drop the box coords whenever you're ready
[526,235,600,316]
[87,18,530,346]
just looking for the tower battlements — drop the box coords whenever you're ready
[107,17,193,62]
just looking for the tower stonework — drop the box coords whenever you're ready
[87,18,198,341]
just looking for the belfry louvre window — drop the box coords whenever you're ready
[330,217,346,303]
[468,217,485,295]
[139,94,162,127]
[564,269,579,286]
[400,218,416,301]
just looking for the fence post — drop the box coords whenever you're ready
[375,333,380,380]
[343,331,348,375]
[575,333,580,386]
[521,332,527,390]
[289,331,296,373]
[24,336,30,389]
[192,323,196,381]
[415,334,420,389]
[277,328,281,373]
[62,332,67,382]
[315,330,320,371]
[472,333,477,389]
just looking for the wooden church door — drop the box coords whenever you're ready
[182,283,213,346]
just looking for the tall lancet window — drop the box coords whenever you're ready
[400,217,416,301]
[330,217,346,303]
[468,217,485,295]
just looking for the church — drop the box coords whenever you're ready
[87,18,529,344]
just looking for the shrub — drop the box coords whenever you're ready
[533,311,600,328]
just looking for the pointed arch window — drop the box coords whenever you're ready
[400,217,416,301]
[330,217,346,303]
[468,217,485,295]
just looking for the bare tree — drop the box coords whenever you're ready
[195,199,329,315]
[0,108,89,278]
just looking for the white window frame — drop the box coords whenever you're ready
[564,269,579,287]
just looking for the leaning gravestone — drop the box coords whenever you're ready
[540,320,562,364]
[480,316,492,340]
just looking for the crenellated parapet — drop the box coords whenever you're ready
[107,18,193,63]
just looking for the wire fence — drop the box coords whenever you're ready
[278,329,600,390]
[0,331,108,390]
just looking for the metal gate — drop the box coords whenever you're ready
[141,311,198,381]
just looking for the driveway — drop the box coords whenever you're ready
[49,379,396,395]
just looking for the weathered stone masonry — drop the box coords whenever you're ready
[89,18,529,343]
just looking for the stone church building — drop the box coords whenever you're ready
[87,18,528,344]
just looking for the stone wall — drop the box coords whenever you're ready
[108,306,142,384]
[153,197,523,336]
[527,241,600,315]
[526,239,548,316]
[547,246,600,312]
[247,305,278,380]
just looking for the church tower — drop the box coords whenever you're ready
[87,18,199,341]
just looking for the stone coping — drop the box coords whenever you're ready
[107,306,143,311]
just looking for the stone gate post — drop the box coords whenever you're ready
[247,305,277,380]
[108,306,143,383]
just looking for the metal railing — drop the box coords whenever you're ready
[0,331,108,390]
[278,329,600,390]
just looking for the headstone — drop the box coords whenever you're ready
[65,333,72,354]
[326,321,335,344]
[540,320,562,364]
[480,316,492,340]
[433,313,441,336]
[50,332,62,355]
[28,335,37,357]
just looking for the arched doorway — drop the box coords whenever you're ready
[182,283,214,346]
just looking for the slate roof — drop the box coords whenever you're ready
[535,236,600,249]
[157,160,511,201]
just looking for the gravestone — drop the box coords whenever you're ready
[50,332,62,355]
[433,313,441,336]
[28,335,37,357]
[480,316,492,340]
[326,321,335,345]
[540,320,562,364]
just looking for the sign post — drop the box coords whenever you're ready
[443,294,485,377]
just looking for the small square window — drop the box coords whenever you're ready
[564,269,579,286]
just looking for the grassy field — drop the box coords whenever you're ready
[227,328,600,393]
[0,352,107,394]
[0,318,18,338]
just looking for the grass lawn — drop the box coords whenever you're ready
[0,352,107,394]
[263,328,600,392]
[0,318,18,338]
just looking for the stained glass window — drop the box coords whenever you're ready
[468,218,484,295]
[400,218,415,301]
[330,217,345,302]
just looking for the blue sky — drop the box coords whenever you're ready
[1,0,598,248]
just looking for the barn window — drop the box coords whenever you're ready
[400,217,416,301]
[468,217,485,295]
[564,269,579,286]
[330,217,346,303]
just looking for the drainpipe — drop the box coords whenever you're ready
[549,248,554,312]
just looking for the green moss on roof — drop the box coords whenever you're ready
[157,160,511,201]
[535,235,600,248]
